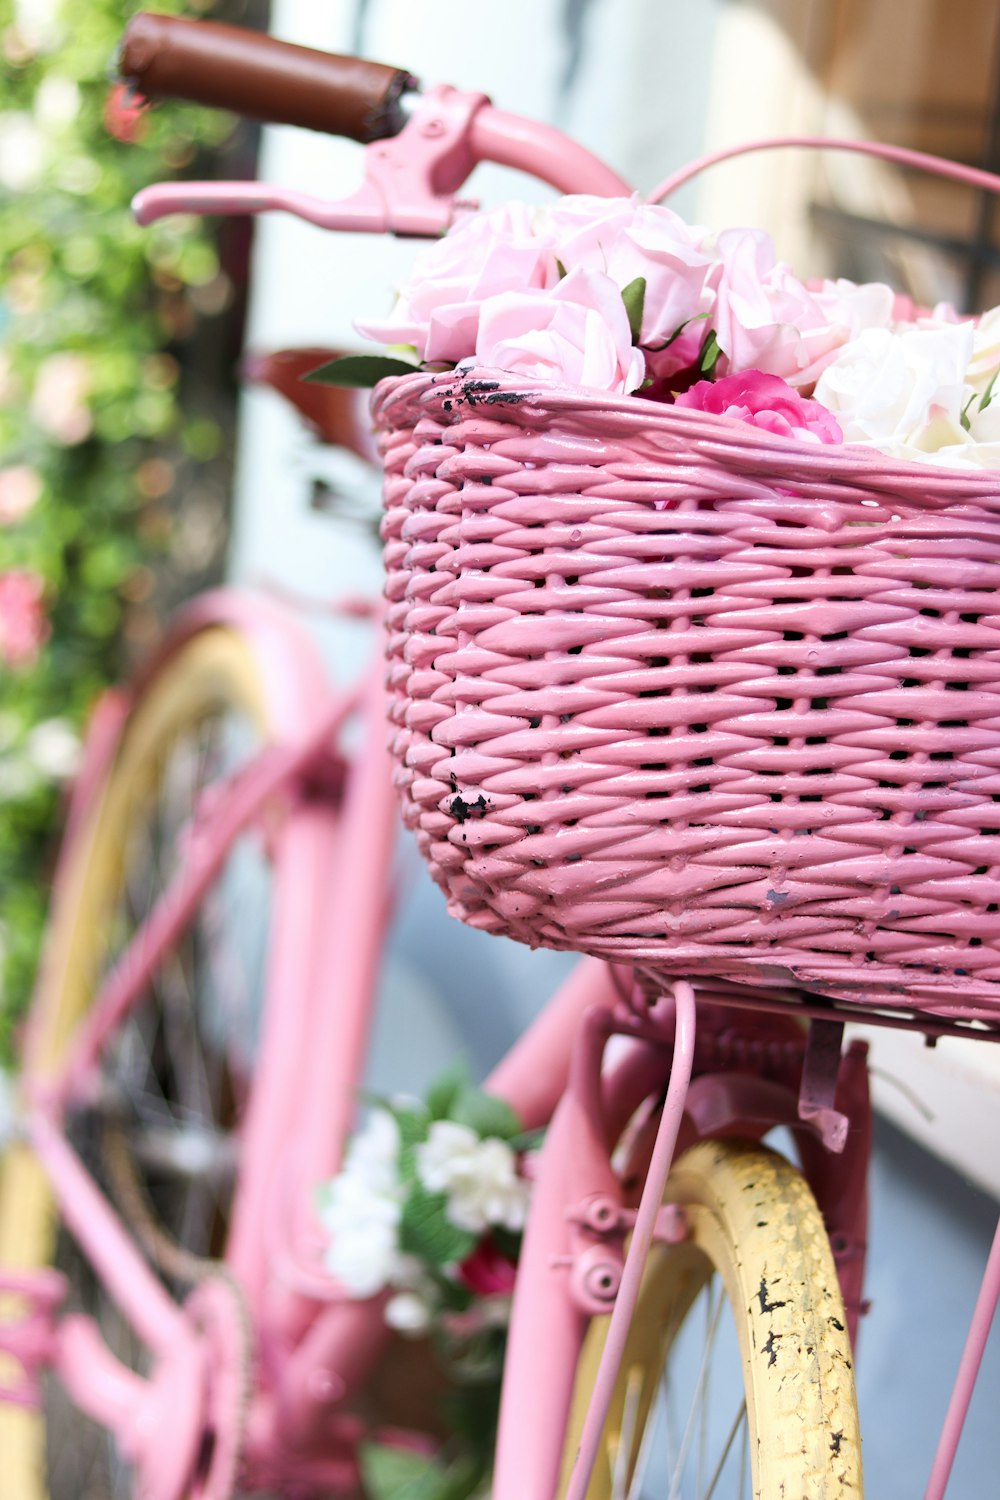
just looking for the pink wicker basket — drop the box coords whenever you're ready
[375,367,1000,1018]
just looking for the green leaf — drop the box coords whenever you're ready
[555,257,568,280]
[697,327,721,378]
[979,367,1000,413]
[303,354,420,388]
[393,1105,430,1185]
[645,311,709,354]
[360,1444,454,1500]
[451,1087,522,1141]
[961,391,976,431]
[399,1186,478,1266]
[360,1444,484,1500]
[621,276,646,344]
[427,1062,471,1120]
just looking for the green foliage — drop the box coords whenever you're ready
[0,0,236,1052]
[360,1442,482,1500]
[399,1185,478,1268]
[304,353,419,388]
[621,275,646,343]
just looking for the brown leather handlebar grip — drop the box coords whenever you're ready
[120,13,418,144]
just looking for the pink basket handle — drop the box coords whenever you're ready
[649,134,1000,206]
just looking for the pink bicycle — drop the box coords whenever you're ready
[1,13,998,1500]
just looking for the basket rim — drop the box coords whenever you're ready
[371,365,1000,511]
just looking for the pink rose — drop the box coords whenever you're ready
[713,230,857,388]
[355,202,559,364]
[542,195,718,347]
[472,266,646,394]
[458,1237,517,1296]
[674,371,843,444]
[0,569,50,669]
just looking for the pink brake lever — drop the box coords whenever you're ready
[132,82,488,234]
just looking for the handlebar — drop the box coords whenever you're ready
[120,12,417,145]
[122,13,630,233]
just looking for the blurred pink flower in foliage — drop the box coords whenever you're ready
[458,1236,518,1296]
[0,570,50,669]
[103,82,149,144]
[674,371,844,445]
[0,466,42,525]
[31,353,92,445]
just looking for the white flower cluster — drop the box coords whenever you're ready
[416,1120,530,1235]
[317,1106,530,1335]
[0,713,80,799]
[813,310,1000,469]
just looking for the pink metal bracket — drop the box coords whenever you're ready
[0,1266,66,1408]
[132,83,489,233]
[798,1018,849,1152]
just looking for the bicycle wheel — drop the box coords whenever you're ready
[0,625,286,1500]
[560,1139,862,1500]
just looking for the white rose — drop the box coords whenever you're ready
[967,305,1000,395]
[813,322,975,453]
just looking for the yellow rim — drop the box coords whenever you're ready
[560,1140,863,1500]
[0,628,268,1500]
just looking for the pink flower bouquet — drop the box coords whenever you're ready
[346,194,1000,470]
[0,569,50,670]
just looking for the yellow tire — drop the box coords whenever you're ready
[0,628,271,1500]
[561,1139,862,1499]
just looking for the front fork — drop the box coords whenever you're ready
[491,979,873,1500]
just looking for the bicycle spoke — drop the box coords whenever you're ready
[611,1365,643,1500]
[666,1280,724,1500]
[701,1401,747,1500]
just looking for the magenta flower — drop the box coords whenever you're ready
[674,371,843,445]
[458,1236,518,1296]
[0,570,50,669]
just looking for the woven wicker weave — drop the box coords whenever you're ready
[376,368,1000,1017]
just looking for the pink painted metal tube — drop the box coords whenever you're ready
[924,1212,1000,1500]
[296,666,398,1192]
[469,106,630,196]
[485,957,622,1129]
[562,980,697,1500]
[225,801,344,1299]
[651,134,1000,207]
[29,1114,187,1356]
[491,1086,589,1500]
[49,683,357,1112]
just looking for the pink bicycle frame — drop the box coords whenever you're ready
[5,51,1000,1499]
